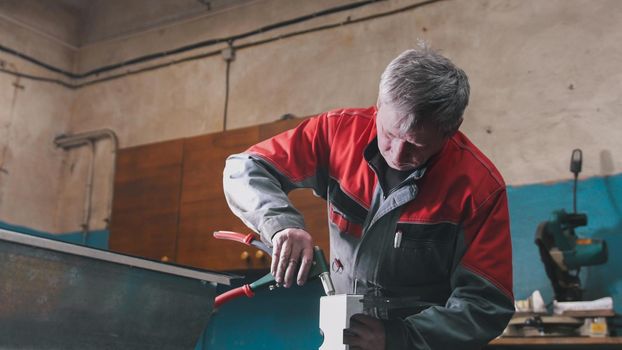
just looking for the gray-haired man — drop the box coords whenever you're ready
[224,46,514,349]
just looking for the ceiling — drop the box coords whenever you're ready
[3,0,256,47]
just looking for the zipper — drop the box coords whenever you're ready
[371,210,398,293]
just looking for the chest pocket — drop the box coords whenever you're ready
[329,204,364,238]
[327,182,369,239]
[382,222,458,286]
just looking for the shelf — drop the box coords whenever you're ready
[490,337,622,345]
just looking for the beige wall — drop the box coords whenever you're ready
[1,0,621,233]
[0,58,74,232]
[0,0,78,70]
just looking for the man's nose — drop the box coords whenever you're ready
[392,140,409,162]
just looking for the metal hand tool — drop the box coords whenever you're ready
[213,231,335,308]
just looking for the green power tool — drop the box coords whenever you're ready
[535,149,608,301]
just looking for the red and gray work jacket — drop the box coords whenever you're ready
[223,106,514,349]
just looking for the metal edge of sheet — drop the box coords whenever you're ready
[0,228,233,285]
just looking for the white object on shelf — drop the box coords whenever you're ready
[553,297,613,315]
[515,290,547,313]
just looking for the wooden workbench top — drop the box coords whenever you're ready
[490,337,622,345]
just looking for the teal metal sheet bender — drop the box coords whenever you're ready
[0,228,234,349]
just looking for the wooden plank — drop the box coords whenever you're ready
[109,139,183,262]
[489,337,622,345]
[177,199,268,271]
[109,208,179,261]
[178,117,330,271]
[114,140,185,182]
[177,191,329,271]
[110,117,330,272]
[181,126,259,204]
[112,165,185,212]
[179,125,265,270]
[560,309,615,317]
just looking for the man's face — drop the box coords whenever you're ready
[376,100,448,171]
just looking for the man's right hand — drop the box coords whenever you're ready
[271,228,314,288]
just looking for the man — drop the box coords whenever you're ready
[223,46,514,349]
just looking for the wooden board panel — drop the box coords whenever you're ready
[178,125,264,270]
[109,208,179,261]
[114,139,185,182]
[109,117,330,271]
[178,118,329,271]
[181,125,259,205]
[488,336,622,346]
[177,199,268,270]
[176,190,329,271]
[111,166,184,212]
[109,140,183,262]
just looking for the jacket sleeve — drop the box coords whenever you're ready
[223,114,333,244]
[384,188,515,350]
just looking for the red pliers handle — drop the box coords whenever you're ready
[212,231,274,308]
[212,230,272,255]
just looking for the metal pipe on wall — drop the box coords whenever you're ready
[54,129,119,239]
[81,140,95,243]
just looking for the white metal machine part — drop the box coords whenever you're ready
[319,294,364,350]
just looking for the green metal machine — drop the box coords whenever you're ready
[535,149,608,301]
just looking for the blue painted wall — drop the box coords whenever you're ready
[0,221,109,249]
[196,272,324,350]
[3,172,620,348]
[508,174,622,312]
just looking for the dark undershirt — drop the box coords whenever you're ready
[371,152,414,196]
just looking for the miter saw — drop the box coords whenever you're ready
[535,149,608,302]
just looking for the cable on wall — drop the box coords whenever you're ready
[222,41,235,131]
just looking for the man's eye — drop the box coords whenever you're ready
[409,143,426,150]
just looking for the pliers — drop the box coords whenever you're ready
[213,231,335,308]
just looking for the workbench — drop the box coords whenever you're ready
[0,228,234,349]
[487,336,622,350]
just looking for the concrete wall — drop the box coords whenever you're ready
[0,0,78,70]
[0,0,75,232]
[77,0,255,46]
[71,0,622,178]
[75,0,356,72]
[62,0,622,232]
[0,67,73,231]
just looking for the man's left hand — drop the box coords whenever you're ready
[343,314,385,350]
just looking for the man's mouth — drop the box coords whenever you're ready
[389,160,418,171]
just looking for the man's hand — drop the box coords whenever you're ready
[271,228,314,288]
[343,314,386,350]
